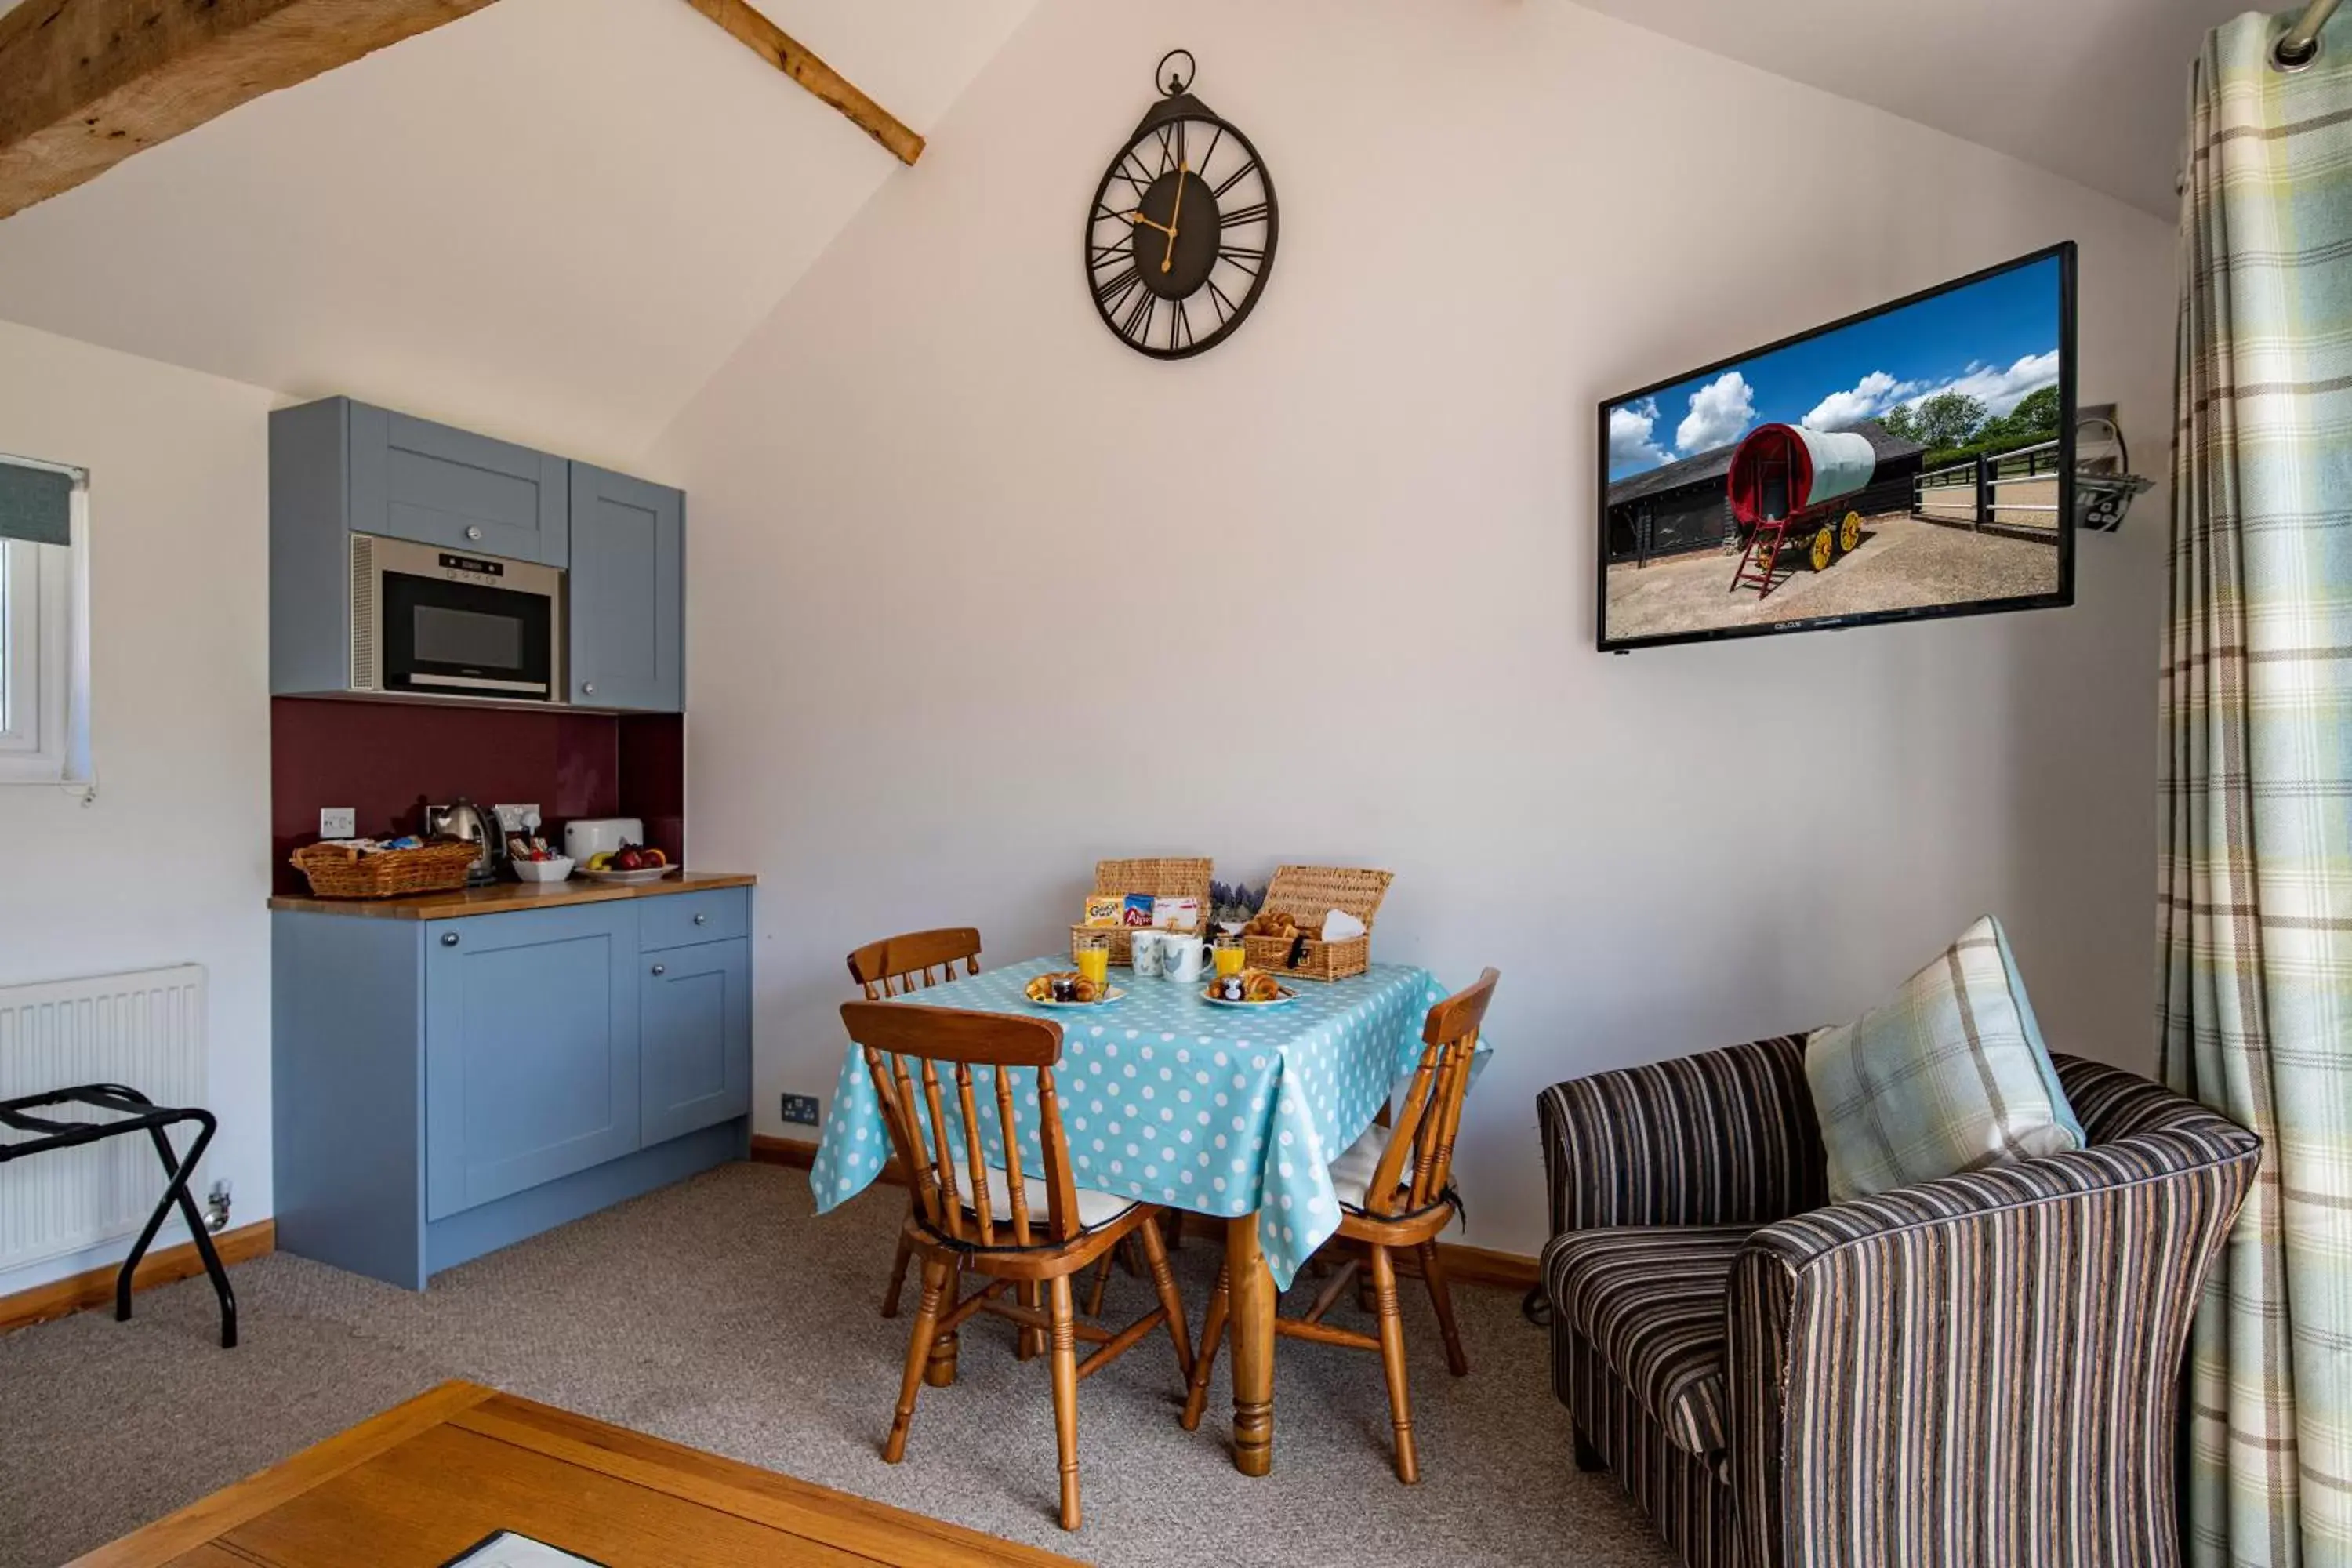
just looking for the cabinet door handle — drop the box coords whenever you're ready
[464,525,483,542]
[441,932,459,946]
[693,913,708,925]
[651,963,666,976]
[582,682,596,696]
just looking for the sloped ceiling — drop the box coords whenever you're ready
[0,0,1036,463]
[1569,0,2246,220]
[0,0,2230,461]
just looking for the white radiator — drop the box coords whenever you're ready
[0,964,208,1273]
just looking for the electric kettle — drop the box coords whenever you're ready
[424,797,499,886]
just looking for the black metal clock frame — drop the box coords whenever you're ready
[1084,52,1279,361]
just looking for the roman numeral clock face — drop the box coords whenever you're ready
[1086,101,1276,359]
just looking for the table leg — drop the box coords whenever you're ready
[1225,1214,1275,1476]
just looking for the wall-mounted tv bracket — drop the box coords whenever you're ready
[2075,403,2153,534]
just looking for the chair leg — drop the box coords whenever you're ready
[1083,1243,1120,1318]
[1368,1245,1419,1484]
[1136,1213,1195,1383]
[1417,1240,1468,1377]
[1179,1260,1229,1432]
[924,1258,962,1388]
[1572,1421,1606,1472]
[1016,1281,1043,1360]
[885,1255,949,1463]
[1048,1274,1082,1530]
[880,1229,913,1319]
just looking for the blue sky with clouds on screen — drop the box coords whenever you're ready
[1606,255,2063,481]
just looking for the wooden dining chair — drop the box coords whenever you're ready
[843,1000,1195,1531]
[845,928,982,1319]
[1179,967,1498,1484]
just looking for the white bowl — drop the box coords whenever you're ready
[511,856,575,883]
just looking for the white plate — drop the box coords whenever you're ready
[1201,985,1299,1008]
[1027,985,1126,1009]
[579,866,677,885]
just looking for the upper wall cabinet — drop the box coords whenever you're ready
[270,397,688,713]
[568,464,684,713]
[354,404,569,567]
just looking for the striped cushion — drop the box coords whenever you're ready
[1806,915,2083,1201]
[1543,1224,1748,1457]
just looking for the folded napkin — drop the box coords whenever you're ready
[1322,909,1367,942]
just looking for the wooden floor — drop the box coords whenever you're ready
[71,1381,1080,1568]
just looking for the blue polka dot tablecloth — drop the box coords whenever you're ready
[809,957,1462,1290]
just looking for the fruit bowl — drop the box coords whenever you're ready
[511,855,574,884]
[579,864,677,886]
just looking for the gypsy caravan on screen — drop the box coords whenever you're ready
[1725,423,1880,597]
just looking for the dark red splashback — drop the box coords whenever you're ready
[270,698,685,893]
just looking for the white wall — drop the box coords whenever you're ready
[0,321,275,1298]
[647,0,2181,1261]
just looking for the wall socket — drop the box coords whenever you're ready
[780,1094,821,1127]
[319,806,356,839]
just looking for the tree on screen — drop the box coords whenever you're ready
[1912,391,1988,449]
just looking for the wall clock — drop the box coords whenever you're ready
[1084,52,1278,360]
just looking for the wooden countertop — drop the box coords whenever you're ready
[269,870,756,920]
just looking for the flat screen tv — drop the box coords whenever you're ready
[1596,242,2075,652]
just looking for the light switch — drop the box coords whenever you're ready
[319,807,356,839]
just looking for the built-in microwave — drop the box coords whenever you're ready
[350,532,564,701]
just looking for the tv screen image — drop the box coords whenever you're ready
[1596,244,2075,652]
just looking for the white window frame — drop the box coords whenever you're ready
[0,470,90,789]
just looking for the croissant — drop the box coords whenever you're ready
[1246,973,1284,1002]
[1073,978,1101,1003]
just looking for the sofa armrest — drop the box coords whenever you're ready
[1723,1101,2259,1566]
[1537,1034,1826,1235]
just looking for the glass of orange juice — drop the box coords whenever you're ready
[1073,932,1111,993]
[1212,933,1247,978]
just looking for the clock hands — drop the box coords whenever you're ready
[1124,211,1175,237]
[1162,160,1188,274]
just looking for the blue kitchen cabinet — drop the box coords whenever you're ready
[568,463,684,711]
[423,904,640,1220]
[269,399,690,711]
[353,401,569,566]
[640,938,752,1145]
[273,886,753,1289]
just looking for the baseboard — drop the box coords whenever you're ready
[0,1219,275,1336]
[749,1134,1538,1290]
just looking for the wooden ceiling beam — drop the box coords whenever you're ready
[0,0,499,221]
[679,0,923,166]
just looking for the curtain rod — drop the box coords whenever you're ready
[2276,0,2341,69]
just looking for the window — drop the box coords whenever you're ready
[0,458,89,790]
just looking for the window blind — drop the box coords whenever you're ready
[0,459,72,547]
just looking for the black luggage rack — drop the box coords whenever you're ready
[0,1084,236,1348]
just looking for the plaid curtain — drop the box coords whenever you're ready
[2161,9,2352,1565]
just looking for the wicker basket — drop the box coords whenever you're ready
[1241,865,1394,982]
[1069,855,1214,966]
[289,840,482,899]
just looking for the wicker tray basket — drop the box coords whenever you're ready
[1069,855,1214,966]
[290,839,482,900]
[1242,865,1394,982]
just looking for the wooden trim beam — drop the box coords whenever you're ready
[0,1219,275,1335]
[0,0,499,221]
[679,0,923,166]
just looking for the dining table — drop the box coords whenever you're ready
[809,953,1456,1476]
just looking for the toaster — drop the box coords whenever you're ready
[564,817,644,863]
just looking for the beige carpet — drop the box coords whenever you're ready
[0,1162,1675,1567]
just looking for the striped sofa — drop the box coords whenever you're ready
[1537,1036,2259,1568]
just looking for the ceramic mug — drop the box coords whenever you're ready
[1157,933,1210,982]
[1128,929,1164,978]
